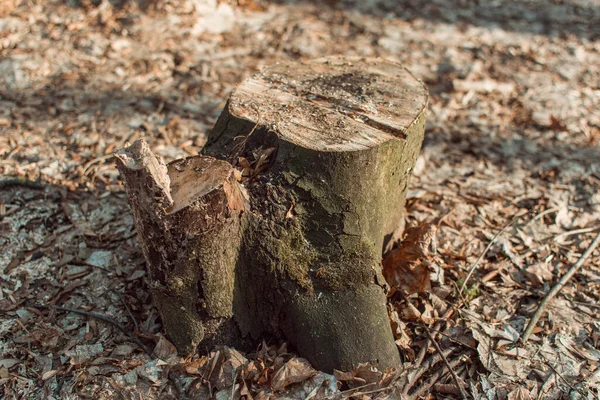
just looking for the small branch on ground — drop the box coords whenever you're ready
[404,347,455,396]
[552,226,600,241]
[522,230,600,342]
[401,296,455,396]
[83,154,115,175]
[33,304,151,354]
[423,325,468,400]
[0,177,46,190]
[459,212,525,296]
[119,293,141,333]
[329,383,377,399]
[409,357,465,399]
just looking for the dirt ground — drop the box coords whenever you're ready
[1,0,599,399]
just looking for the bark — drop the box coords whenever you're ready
[114,142,248,353]
[116,56,428,373]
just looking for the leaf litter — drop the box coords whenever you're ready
[1,0,600,398]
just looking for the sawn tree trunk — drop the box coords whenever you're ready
[115,56,428,373]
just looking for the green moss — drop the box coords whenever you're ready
[257,218,317,292]
[312,239,378,291]
[152,289,204,354]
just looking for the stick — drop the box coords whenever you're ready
[423,326,468,400]
[120,293,141,333]
[0,177,45,190]
[522,231,600,342]
[553,226,600,241]
[403,340,430,396]
[401,300,454,396]
[459,213,523,296]
[83,154,115,175]
[324,383,377,400]
[343,387,391,398]
[409,357,464,399]
[405,347,455,390]
[34,304,151,354]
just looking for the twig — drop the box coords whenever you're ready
[480,268,502,283]
[406,348,454,388]
[571,300,600,310]
[428,329,478,351]
[230,111,261,164]
[33,304,151,354]
[83,154,115,175]
[0,177,45,190]
[526,206,560,225]
[522,230,600,342]
[344,386,392,398]
[538,352,586,397]
[404,341,430,396]
[324,383,376,400]
[120,293,140,333]
[423,326,467,400]
[433,383,464,396]
[459,213,523,296]
[409,357,465,399]
[401,302,454,396]
[401,318,433,395]
[552,226,600,241]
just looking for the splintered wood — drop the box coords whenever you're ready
[115,140,247,354]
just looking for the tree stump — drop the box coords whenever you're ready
[116,56,428,373]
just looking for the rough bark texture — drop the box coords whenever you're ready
[116,56,428,373]
[114,141,248,353]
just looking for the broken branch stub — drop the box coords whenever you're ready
[116,56,428,373]
[115,140,248,353]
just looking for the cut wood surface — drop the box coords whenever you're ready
[116,56,428,372]
[228,56,427,151]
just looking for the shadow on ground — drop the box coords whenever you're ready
[279,0,599,39]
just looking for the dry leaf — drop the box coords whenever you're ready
[271,357,316,392]
[111,344,134,358]
[153,334,178,362]
[507,386,532,400]
[0,359,20,369]
[66,344,104,365]
[209,347,248,391]
[352,363,383,385]
[383,223,437,294]
[42,370,58,381]
[178,356,209,376]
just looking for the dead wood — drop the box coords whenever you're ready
[522,230,600,342]
[423,325,467,400]
[116,56,428,372]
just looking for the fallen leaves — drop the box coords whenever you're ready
[152,334,178,362]
[272,357,316,391]
[0,359,20,369]
[66,343,105,365]
[2,0,600,398]
[174,344,341,398]
[238,147,277,180]
[383,223,437,295]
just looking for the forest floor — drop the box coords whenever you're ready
[1,0,599,399]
